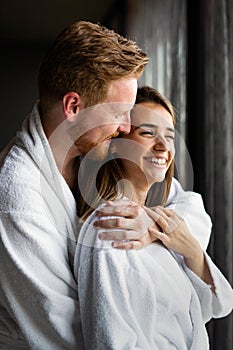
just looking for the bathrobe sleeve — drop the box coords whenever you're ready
[165,178,212,250]
[75,218,159,350]
[0,210,83,350]
[181,252,233,323]
[165,180,233,321]
[0,106,84,349]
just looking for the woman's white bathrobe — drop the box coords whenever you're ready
[0,103,213,349]
[75,209,233,350]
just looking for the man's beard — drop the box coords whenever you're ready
[85,141,110,160]
[76,132,119,160]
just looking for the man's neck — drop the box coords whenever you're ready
[62,156,80,191]
[41,106,82,190]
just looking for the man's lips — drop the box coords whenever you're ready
[102,132,119,142]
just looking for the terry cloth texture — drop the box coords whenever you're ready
[75,206,233,350]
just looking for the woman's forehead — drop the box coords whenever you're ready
[131,103,174,128]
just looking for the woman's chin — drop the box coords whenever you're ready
[146,171,166,185]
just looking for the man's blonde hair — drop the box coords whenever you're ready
[38,21,148,112]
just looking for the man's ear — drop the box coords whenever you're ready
[62,92,81,121]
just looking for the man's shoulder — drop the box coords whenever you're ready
[0,141,42,212]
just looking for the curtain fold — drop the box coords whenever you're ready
[203,0,233,349]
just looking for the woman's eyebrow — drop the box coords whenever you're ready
[134,123,157,129]
[135,123,175,133]
[166,127,175,133]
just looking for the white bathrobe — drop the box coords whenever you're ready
[0,104,83,349]
[0,103,213,349]
[75,209,233,350]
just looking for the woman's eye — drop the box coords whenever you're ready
[139,129,154,136]
[166,135,175,141]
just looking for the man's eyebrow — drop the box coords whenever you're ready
[135,123,175,133]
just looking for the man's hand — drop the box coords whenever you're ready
[93,199,157,250]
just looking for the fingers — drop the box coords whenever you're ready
[112,240,143,250]
[145,206,182,234]
[156,207,174,217]
[145,206,170,232]
[94,217,130,229]
[95,200,140,219]
[98,226,157,251]
[110,229,156,250]
[94,207,149,231]
[98,230,144,241]
[94,201,156,248]
[148,227,169,244]
[93,216,143,231]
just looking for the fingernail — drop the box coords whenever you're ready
[112,242,119,248]
[99,233,104,240]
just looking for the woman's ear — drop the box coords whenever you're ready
[63,92,81,121]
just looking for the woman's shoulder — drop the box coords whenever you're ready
[77,204,114,251]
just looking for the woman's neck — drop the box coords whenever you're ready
[121,178,148,206]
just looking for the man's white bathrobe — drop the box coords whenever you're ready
[0,103,215,349]
[75,208,233,350]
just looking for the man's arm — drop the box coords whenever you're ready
[0,211,82,349]
[94,177,212,250]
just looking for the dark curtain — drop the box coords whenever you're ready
[125,0,190,189]
[125,0,233,349]
[187,1,232,348]
[187,1,233,349]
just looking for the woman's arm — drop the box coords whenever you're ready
[147,206,233,321]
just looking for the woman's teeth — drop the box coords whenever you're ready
[145,157,166,165]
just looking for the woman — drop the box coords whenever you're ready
[74,86,233,349]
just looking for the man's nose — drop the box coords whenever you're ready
[117,112,131,134]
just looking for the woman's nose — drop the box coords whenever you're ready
[153,134,167,149]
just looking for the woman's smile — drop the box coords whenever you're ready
[143,156,168,167]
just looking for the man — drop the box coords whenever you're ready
[0,21,211,349]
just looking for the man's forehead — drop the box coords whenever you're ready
[96,102,134,113]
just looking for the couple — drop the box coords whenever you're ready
[0,20,232,349]
[75,86,233,349]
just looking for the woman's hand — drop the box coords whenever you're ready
[93,199,158,250]
[145,206,215,291]
[145,206,202,260]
